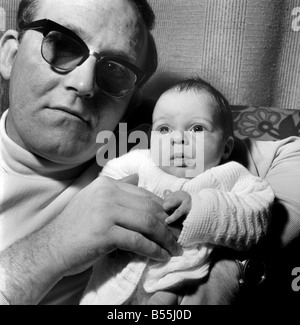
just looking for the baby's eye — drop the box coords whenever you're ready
[190,125,204,133]
[157,126,172,134]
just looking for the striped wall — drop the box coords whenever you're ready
[1,0,300,112]
[146,0,300,110]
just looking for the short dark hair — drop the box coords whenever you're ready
[166,77,234,140]
[130,0,155,31]
[16,0,157,84]
[17,0,155,32]
[17,0,39,32]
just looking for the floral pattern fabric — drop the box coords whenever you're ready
[231,106,300,140]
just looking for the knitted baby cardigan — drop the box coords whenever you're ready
[80,150,274,305]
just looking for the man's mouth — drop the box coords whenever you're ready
[50,107,88,123]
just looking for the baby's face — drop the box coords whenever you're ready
[151,89,228,178]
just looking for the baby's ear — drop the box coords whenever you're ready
[0,30,19,80]
[222,136,235,161]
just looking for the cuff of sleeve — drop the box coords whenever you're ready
[0,291,9,305]
[178,191,217,247]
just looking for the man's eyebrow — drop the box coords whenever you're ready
[61,22,138,64]
[101,49,138,65]
[62,22,92,43]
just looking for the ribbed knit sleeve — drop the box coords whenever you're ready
[178,162,275,251]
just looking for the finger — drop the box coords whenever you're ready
[165,209,182,225]
[101,176,163,205]
[116,191,168,223]
[147,291,178,305]
[163,195,183,212]
[114,206,181,256]
[109,226,171,262]
[138,187,164,206]
[116,180,164,206]
[120,174,139,186]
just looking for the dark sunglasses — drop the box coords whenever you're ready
[24,19,147,98]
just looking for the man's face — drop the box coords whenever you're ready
[151,90,228,178]
[6,0,148,164]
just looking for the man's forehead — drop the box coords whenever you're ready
[37,0,147,63]
[38,0,141,29]
[40,0,134,12]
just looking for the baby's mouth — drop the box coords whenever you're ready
[171,154,191,167]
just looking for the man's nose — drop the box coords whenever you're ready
[63,57,96,98]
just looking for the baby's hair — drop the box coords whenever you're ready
[165,77,234,140]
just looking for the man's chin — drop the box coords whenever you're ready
[33,146,96,166]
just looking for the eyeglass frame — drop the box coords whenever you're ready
[22,19,148,98]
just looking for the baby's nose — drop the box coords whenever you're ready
[172,131,188,144]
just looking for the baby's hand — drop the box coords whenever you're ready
[163,191,192,225]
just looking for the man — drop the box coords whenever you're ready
[1,0,300,306]
[0,0,181,305]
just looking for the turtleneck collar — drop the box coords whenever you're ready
[0,110,94,181]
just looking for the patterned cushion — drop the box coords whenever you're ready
[231,106,300,141]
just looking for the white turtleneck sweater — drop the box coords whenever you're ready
[80,149,275,305]
[0,110,100,305]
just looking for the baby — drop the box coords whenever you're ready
[80,77,274,305]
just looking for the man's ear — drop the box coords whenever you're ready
[0,30,19,80]
[222,136,235,161]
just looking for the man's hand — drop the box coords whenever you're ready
[0,175,181,305]
[50,175,182,278]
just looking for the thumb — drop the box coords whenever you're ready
[120,174,139,186]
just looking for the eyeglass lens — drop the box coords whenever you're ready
[42,30,138,97]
